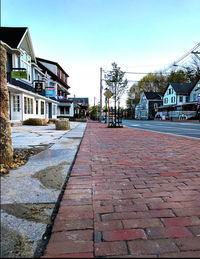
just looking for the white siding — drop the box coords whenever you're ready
[163,85,176,106]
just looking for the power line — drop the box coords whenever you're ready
[163,42,200,72]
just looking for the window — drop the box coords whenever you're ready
[193,93,197,101]
[60,107,64,114]
[154,103,158,109]
[171,96,176,103]
[179,96,183,102]
[24,97,33,114]
[186,96,189,103]
[164,98,168,104]
[65,107,70,114]
[20,51,31,82]
[60,106,70,114]
[41,101,44,115]
[36,100,39,114]
[13,96,20,111]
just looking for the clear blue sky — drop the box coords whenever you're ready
[2,0,200,107]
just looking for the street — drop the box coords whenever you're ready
[123,120,200,139]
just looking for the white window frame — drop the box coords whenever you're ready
[24,97,34,114]
[13,95,20,112]
[41,101,45,115]
[20,51,31,82]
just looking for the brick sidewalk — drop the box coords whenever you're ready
[42,121,200,258]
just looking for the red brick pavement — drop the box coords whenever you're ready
[42,121,200,258]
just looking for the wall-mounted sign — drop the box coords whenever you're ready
[45,88,55,97]
[11,71,27,79]
[35,82,43,92]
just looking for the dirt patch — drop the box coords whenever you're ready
[32,161,70,190]
[0,148,45,175]
[1,224,33,258]
[1,203,55,224]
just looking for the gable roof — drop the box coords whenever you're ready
[189,77,200,93]
[68,97,89,106]
[144,92,163,100]
[36,57,69,77]
[0,27,27,48]
[169,82,193,95]
[37,59,70,90]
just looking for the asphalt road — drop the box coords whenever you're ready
[123,119,200,139]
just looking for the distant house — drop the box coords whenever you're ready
[189,79,200,104]
[156,82,198,120]
[135,92,163,120]
[163,82,193,106]
[68,97,89,117]
[36,58,77,118]
[0,27,58,122]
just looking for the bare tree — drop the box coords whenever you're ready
[105,62,128,126]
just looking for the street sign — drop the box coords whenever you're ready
[35,82,43,92]
[45,88,55,97]
[11,70,27,79]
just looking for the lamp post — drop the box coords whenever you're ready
[100,68,103,122]
[105,87,110,126]
[131,93,135,119]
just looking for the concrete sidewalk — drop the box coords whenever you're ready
[1,122,87,258]
[42,121,200,258]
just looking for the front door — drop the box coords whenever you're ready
[48,103,52,119]
[12,94,21,120]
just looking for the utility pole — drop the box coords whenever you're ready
[100,67,103,122]
[94,96,96,106]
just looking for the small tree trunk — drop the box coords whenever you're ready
[114,83,117,126]
[0,44,13,165]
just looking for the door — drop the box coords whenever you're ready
[48,103,52,119]
[12,94,21,120]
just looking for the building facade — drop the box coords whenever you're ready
[36,58,76,118]
[0,27,59,122]
[155,81,200,120]
[135,92,163,120]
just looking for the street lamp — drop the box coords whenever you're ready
[105,87,110,126]
[130,93,135,119]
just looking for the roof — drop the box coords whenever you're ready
[68,97,89,105]
[144,92,163,100]
[189,77,200,93]
[36,59,70,90]
[168,82,193,95]
[36,57,69,77]
[0,27,27,48]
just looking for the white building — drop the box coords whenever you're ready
[0,27,58,122]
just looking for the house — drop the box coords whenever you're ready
[68,97,89,117]
[189,79,200,104]
[36,58,77,118]
[0,27,58,122]
[135,92,163,120]
[155,82,198,120]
